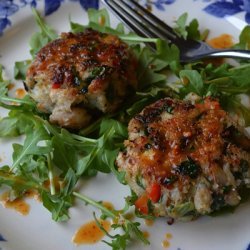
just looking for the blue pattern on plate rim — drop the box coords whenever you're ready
[140,0,176,11]
[0,1,250,250]
[0,234,6,242]
[0,233,6,250]
[1,0,250,35]
[0,0,99,35]
[141,0,250,23]
[200,0,250,23]
[0,0,37,35]
[44,0,99,16]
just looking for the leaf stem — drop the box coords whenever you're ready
[72,191,116,219]
[0,96,34,105]
[0,170,46,191]
[119,35,159,43]
[31,8,57,40]
[79,117,102,136]
[70,133,97,144]
[47,153,56,195]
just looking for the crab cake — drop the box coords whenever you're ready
[116,97,250,220]
[25,29,137,129]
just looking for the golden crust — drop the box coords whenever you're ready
[26,29,137,91]
[25,29,138,129]
[123,98,238,181]
[117,97,250,218]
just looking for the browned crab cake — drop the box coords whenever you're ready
[25,28,137,129]
[116,97,250,220]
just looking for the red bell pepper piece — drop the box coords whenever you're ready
[135,194,149,214]
[147,183,161,203]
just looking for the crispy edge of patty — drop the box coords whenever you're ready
[116,97,250,219]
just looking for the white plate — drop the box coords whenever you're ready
[0,1,250,250]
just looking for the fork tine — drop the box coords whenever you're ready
[102,0,176,43]
[124,0,178,40]
[102,0,161,39]
[118,0,177,41]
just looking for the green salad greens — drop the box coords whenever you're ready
[0,8,250,250]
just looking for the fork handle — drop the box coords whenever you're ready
[182,49,250,62]
[206,50,250,60]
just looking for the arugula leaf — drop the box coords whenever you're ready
[0,76,13,106]
[70,9,112,34]
[178,62,250,126]
[29,9,57,57]
[41,167,78,221]
[0,166,44,196]
[202,64,250,94]
[126,98,151,117]
[62,168,78,196]
[174,13,188,39]
[102,149,126,184]
[0,65,4,82]
[32,8,57,41]
[14,60,31,80]
[0,110,37,137]
[73,192,150,250]
[70,9,159,45]
[51,135,78,172]
[11,125,51,170]
[79,117,102,136]
[41,190,72,221]
[173,13,205,42]
[76,127,116,175]
[0,66,8,95]
[99,119,127,146]
[156,40,180,73]
[45,126,96,151]
[29,32,51,57]
[0,116,21,137]
[186,19,200,40]
[179,69,205,96]
[88,8,111,27]
[70,21,85,33]
[234,25,250,50]
[135,46,167,89]
[126,85,177,118]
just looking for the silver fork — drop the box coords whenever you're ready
[101,0,250,63]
